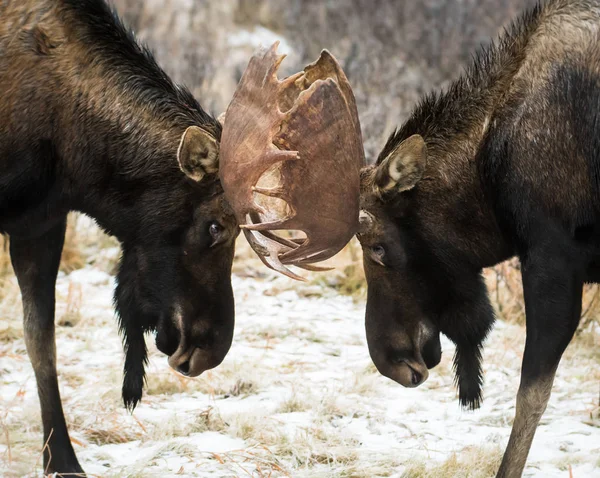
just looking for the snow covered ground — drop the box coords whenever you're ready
[0,230,599,477]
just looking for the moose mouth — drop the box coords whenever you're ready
[390,358,430,388]
[167,346,211,377]
[155,313,224,377]
[381,334,442,389]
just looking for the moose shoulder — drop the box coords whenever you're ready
[357,0,600,476]
[0,0,239,474]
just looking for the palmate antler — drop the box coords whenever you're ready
[219,42,364,280]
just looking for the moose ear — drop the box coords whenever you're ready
[375,134,427,194]
[177,126,219,182]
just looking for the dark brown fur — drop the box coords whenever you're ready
[358,1,600,476]
[0,0,239,474]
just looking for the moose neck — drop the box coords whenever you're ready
[52,2,221,243]
[392,14,542,268]
[67,114,190,242]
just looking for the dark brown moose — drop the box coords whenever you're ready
[0,0,236,474]
[357,0,600,476]
[0,1,361,476]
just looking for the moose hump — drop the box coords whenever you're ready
[219,42,365,280]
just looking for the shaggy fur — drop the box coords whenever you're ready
[0,0,238,474]
[358,1,600,476]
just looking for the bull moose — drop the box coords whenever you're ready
[0,0,362,473]
[0,0,239,473]
[357,0,599,476]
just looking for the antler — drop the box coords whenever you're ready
[219,42,364,279]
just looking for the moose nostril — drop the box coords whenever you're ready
[389,350,410,365]
[411,368,422,386]
[177,360,190,376]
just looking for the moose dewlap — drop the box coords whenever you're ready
[219,42,365,280]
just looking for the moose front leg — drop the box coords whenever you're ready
[10,218,85,475]
[496,251,582,478]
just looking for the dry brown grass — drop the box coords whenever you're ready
[81,415,143,446]
[348,364,381,397]
[144,349,268,399]
[228,378,257,397]
[0,402,45,478]
[0,317,21,344]
[0,216,82,276]
[276,426,361,472]
[277,393,311,414]
[57,282,83,328]
[484,259,525,325]
[228,414,268,442]
[0,236,10,277]
[579,286,600,335]
[0,241,22,343]
[0,213,119,277]
[313,239,366,301]
[142,407,228,442]
[60,218,86,273]
[73,405,228,449]
[484,259,600,355]
[402,446,503,478]
[145,368,193,396]
[0,213,118,344]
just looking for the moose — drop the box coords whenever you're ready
[356,0,600,476]
[0,0,362,473]
[0,0,240,473]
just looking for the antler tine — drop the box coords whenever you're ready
[256,228,302,250]
[243,229,307,281]
[264,254,308,282]
[295,263,334,272]
[278,71,304,91]
[255,227,333,272]
[251,229,332,271]
[240,214,299,232]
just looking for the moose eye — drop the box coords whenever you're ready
[370,244,386,265]
[209,222,224,245]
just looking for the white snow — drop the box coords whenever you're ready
[1,239,599,477]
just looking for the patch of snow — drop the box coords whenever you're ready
[1,255,599,476]
[67,268,111,286]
